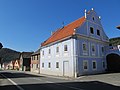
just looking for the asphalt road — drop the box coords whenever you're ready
[0,70,120,90]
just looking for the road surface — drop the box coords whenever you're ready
[0,70,120,90]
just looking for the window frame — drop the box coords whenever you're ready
[101,47,104,53]
[56,46,59,53]
[48,62,51,68]
[64,45,68,52]
[82,42,88,55]
[42,63,44,68]
[37,55,39,60]
[83,60,88,71]
[48,48,51,54]
[91,44,96,55]
[42,50,44,56]
[97,29,100,36]
[31,64,33,68]
[56,62,59,68]
[102,61,105,68]
[90,27,94,34]
[92,60,97,70]
[36,64,39,68]
[93,17,95,21]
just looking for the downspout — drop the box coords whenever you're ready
[73,29,78,78]
[39,47,41,74]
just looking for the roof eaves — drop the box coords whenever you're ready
[41,35,72,48]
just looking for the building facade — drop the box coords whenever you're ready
[31,49,40,73]
[19,52,33,71]
[40,9,109,77]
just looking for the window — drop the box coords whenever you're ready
[32,56,34,60]
[56,62,59,68]
[36,64,39,68]
[34,56,35,60]
[56,46,59,53]
[102,61,105,68]
[31,64,33,68]
[42,51,44,56]
[97,30,100,36]
[90,27,94,34]
[83,43,87,51]
[48,49,51,54]
[101,47,104,53]
[92,44,95,52]
[64,45,68,51]
[83,60,88,70]
[37,55,39,60]
[48,62,51,68]
[92,61,97,70]
[42,63,44,68]
[93,17,95,21]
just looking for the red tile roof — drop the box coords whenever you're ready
[41,16,86,46]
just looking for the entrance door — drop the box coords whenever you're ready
[63,61,69,77]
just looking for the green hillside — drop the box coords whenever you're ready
[0,48,20,63]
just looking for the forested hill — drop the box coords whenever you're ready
[0,48,20,63]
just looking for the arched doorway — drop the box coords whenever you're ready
[106,53,120,72]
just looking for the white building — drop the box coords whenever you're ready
[40,9,109,77]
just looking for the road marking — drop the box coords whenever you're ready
[0,74,24,90]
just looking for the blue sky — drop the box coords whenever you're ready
[0,0,120,52]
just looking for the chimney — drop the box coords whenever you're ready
[51,31,54,35]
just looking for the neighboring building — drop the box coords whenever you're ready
[31,49,40,73]
[0,57,2,69]
[40,8,109,77]
[13,60,20,70]
[3,61,13,70]
[19,52,33,71]
[105,45,120,72]
[2,59,20,70]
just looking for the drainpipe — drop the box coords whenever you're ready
[39,48,41,74]
[38,55,40,74]
[73,29,78,78]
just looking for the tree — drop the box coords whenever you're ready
[0,43,3,49]
[109,37,120,46]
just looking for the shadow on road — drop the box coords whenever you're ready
[0,72,43,79]
[0,81,120,90]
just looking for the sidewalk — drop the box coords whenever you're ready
[11,70,75,80]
